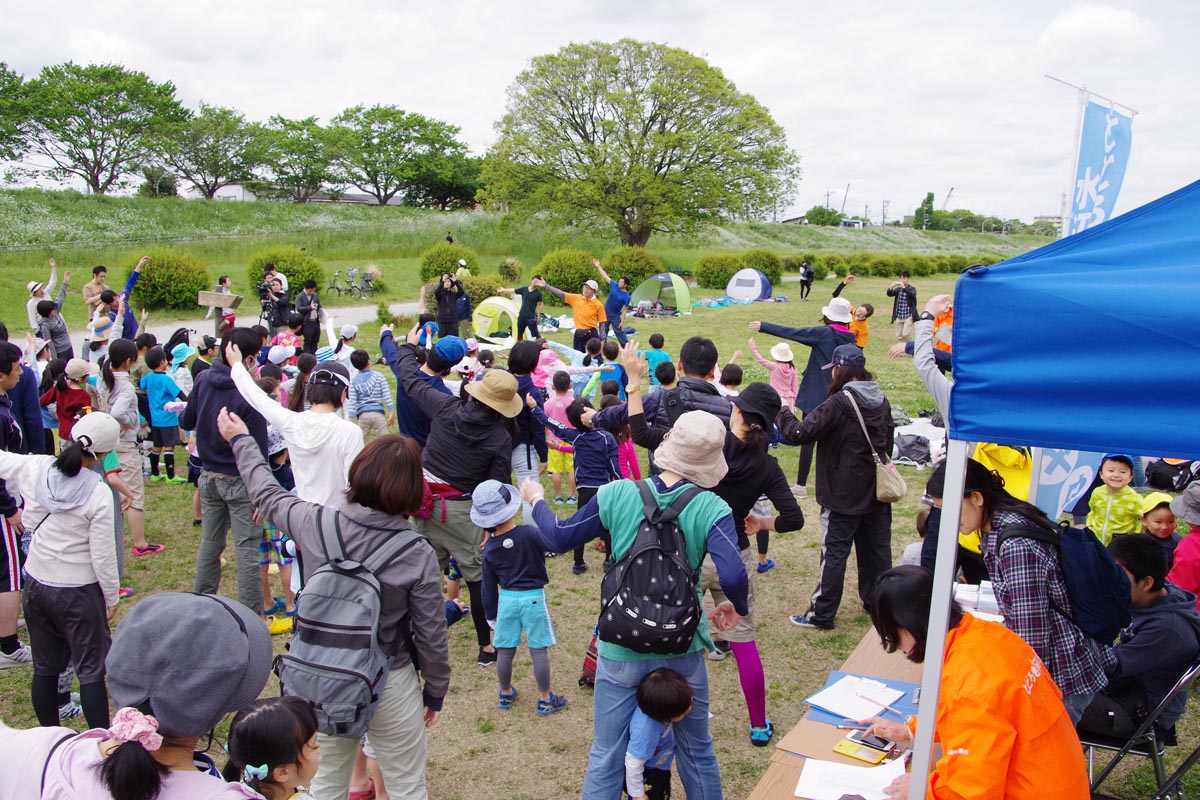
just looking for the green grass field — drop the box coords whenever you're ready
[0,196,1189,799]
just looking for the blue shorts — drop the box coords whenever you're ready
[494,588,557,649]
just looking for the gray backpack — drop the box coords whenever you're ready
[274,506,422,738]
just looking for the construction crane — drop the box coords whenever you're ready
[940,187,954,210]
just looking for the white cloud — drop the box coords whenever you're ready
[3,0,1197,223]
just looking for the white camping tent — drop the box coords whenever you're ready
[725,267,772,301]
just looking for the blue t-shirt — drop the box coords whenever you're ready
[639,349,671,386]
[628,708,674,771]
[140,371,182,428]
[605,280,630,319]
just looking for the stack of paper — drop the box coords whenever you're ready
[794,757,906,800]
[805,675,904,721]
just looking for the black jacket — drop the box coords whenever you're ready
[777,381,894,516]
[596,377,731,451]
[711,432,805,549]
[887,283,918,322]
[181,359,269,475]
[395,344,515,493]
[433,280,463,322]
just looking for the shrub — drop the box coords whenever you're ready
[129,249,210,310]
[821,253,847,279]
[422,275,498,323]
[246,247,324,292]
[498,257,523,284]
[419,243,481,282]
[535,248,597,306]
[693,254,742,290]
[600,246,663,289]
[740,248,783,285]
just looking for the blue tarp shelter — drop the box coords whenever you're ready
[911,179,1200,792]
[950,178,1200,459]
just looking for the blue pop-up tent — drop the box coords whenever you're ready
[909,179,1200,792]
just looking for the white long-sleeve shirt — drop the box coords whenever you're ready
[0,451,118,606]
[229,361,364,507]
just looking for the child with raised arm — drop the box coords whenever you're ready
[748,338,797,409]
[475,479,569,716]
[626,669,693,800]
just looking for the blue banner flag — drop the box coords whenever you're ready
[1068,101,1133,235]
[1032,448,1106,519]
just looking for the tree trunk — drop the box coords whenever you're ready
[622,226,652,247]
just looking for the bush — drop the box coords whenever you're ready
[419,243,481,282]
[535,248,596,306]
[246,247,324,292]
[497,257,523,284]
[422,275,498,323]
[600,246,663,289]
[693,254,742,290]
[740,248,783,285]
[129,249,210,310]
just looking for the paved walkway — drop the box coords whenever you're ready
[64,300,420,346]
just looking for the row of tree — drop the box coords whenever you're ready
[802,193,1056,236]
[0,62,481,208]
[2,41,801,247]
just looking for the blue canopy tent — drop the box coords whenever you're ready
[909,179,1200,792]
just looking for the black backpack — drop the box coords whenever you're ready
[997,521,1132,644]
[597,483,704,655]
[1146,459,1200,492]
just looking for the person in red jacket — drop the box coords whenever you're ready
[861,566,1089,800]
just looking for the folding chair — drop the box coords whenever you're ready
[1083,654,1200,797]
[1152,737,1199,800]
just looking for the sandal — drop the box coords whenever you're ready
[262,597,284,616]
[132,543,165,557]
[750,720,775,747]
[347,779,375,800]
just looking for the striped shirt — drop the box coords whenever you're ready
[346,369,393,418]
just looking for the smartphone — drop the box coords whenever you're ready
[847,729,896,752]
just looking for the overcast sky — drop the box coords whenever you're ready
[3,0,1194,223]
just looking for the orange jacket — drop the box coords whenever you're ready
[920,614,1089,800]
[849,317,870,348]
[933,307,953,353]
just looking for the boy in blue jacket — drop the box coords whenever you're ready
[530,395,620,574]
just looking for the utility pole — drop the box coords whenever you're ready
[839,183,850,215]
[881,199,889,227]
[824,189,833,209]
[864,204,870,223]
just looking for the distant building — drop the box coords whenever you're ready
[839,218,866,229]
[780,215,809,225]
[182,183,258,202]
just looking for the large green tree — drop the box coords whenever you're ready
[404,153,482,210]
[480,39,799,247]
[260,116,337,203]
[0,62,26,161]
[804,205,844,226]
[330,104,470,207]
[160,103,264,199]
[22,62,186,194]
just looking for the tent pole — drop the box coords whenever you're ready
[909,437,970,795]
[1027,447,1044,507]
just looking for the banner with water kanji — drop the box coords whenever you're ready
[1068,100,1133,235]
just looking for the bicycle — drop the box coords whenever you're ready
[327,270,349,296]
[341,267,376,299]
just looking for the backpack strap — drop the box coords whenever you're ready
[41,731,78,792]
[361,528,424,575]
[996,522,1062,550]
[636,481,705,526]
[842,390,886,465]
[316,506,347,564]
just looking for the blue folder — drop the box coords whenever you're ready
[805,670,922,726]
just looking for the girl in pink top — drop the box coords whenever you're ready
[749,338,798,409]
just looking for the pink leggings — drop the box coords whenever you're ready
[729,640,767,727]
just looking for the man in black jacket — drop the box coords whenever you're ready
[432,272,464,338]
[181,327,270,615]
[589,336,729,457]
[294,280,322,354]
[886,271,918,341]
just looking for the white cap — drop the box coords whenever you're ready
[458,259,467,267]
[340,324,359,340]
[583,279,600,291]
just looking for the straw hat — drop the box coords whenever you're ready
[653,411,729,488]
[465,369,523,417]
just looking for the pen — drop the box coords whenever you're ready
[837,724,868,730]
[856,692,901,715]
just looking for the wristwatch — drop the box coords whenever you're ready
[919,312,935,321]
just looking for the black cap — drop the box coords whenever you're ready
[730,382,782,429]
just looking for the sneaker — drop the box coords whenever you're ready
[266,615,293,636]
[118,587,136,599]
[553,495,564,504]
[757,559,776,574]
[707,640,732,661]
[0,644,32,669]
[544,551,559,559]
[536,692,569,716]
[132,543,165,557]
[566,495,577,504]
[477,647,498,667]
[593,540,607,553]
[788,613,833,630]
[165,476,188,484]
[498,687,518,710]
[572,563,588,575]
[58,700,84,721]
[192,519,202,527]
[149,474,165,482]
[790,484,807,499]
[750,720,775,747]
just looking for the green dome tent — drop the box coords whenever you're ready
[630,272,691,313]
